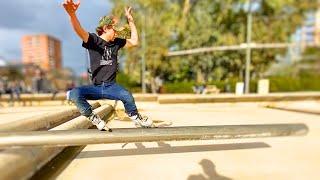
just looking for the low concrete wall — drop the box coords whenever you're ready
[0,93,158,106]
[158,92,320,104]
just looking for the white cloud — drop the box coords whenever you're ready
[0,28,32,60]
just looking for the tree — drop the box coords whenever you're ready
[110,0,180,84]
[109,0,318,87]
[5,66,24,81]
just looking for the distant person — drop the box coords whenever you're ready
[37,77,45,93]
[32,70,46,93]
[193,84,206,94]
[201,84,207,94]
[0,79,4,98]
[62,0,153,131]
[8,81,21,106]
[50,80,59,100]
[155,75,163,94]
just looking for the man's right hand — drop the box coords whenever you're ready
[61,0,89,43]
[62,0,80,16]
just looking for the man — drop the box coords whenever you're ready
[62,0,153,131]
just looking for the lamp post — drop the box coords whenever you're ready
[244,0,253,94]
[244,0,260,94]
[141,9,147,93]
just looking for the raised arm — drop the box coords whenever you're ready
[62,0,89,43]
[124,7,139,48]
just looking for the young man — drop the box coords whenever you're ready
[62,0,153,131]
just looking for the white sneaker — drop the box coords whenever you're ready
[88,113,111,131]
[130,114,153,128]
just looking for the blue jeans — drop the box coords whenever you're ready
[67,82,138,117]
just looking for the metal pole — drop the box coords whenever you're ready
[141,12,147,93]
[245,0,253,94]
[0,124,308,148]
[166,42,315,57]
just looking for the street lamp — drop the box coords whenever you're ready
[141,7,147,93]
[243,0,261,94]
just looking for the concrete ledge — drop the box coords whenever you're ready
[0,93,158,104]
[158,92,320,104]
[0,102,100,132]
[0,93,66,101]
[0,104,113,180]
[0,123,308,148]
[133,94,158,102]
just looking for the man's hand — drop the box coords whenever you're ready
[125,6,134,22]
[124,6,138,48]
[62,0,80,16]
[62,0,88,43]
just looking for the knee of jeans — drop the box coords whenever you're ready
[120,90,134,103]
[68,88,82,102]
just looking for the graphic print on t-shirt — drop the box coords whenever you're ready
[100,46,113,66]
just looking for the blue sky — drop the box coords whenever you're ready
[0,0,115,75]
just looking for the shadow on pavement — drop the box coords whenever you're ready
[188,159,232,180]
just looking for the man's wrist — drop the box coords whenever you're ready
[126,16,134,23]
[69,12,76,17]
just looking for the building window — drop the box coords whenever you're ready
[31,36,40,46]
[49,39,56,70]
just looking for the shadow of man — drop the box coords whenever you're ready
[188,159,232,180]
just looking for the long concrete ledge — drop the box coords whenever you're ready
[2,92,319,104]
[0,102,100,132]
[0,123,308,148]
[0,93,158,103]
[158,92,320,104]
[132,94,158,101]
[0,93,65,101]
[0,104,113,180]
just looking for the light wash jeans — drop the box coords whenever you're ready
[67,82,138,117]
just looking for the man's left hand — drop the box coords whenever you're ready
[125,6,134,22]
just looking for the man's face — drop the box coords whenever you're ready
[103,25,116,40]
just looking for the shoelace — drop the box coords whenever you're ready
[136,114,148,122]
[90,114,101,124]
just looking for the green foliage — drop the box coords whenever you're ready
[162,78,254,94]
[6,66,23,81]
[116,72,140,90]
[268,58,320,92]
[111,0,180,79]
[109,0,318,93]
[269,75,320,92]
[163,81,194,93]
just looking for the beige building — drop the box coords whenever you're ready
[315,5,320,45]
[22,34,62,71]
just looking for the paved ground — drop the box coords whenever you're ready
[53,101,320,180]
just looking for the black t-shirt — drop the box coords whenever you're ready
[82,33,126,85]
